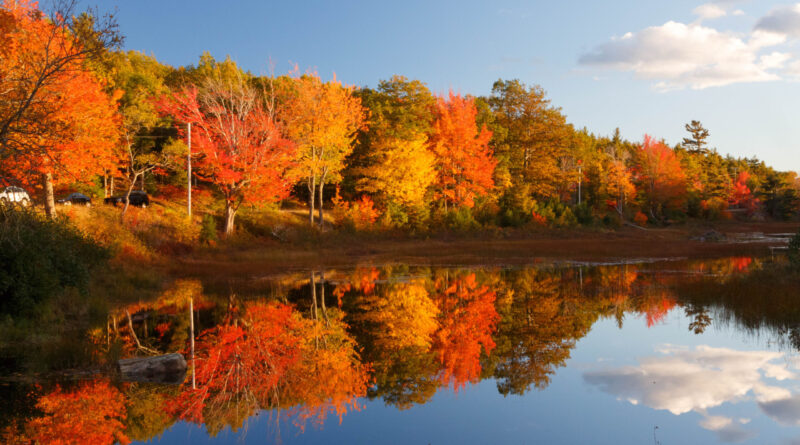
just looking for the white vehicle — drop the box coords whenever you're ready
[0,186,31,207]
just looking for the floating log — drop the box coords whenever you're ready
[118,353,187,385]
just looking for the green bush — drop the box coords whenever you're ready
[445,207,480,231]
[199,213,218,245]
[0,207,109,316]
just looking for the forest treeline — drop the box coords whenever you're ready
[2,0,799,240]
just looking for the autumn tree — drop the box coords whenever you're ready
[106,50,174,215]
[488,79,572,200]
[167,302,304,427]
[158,68,296,235]
[346,276,441,408]
[14,380,130,445]
[432,272,499,390]
[429,92,496,210]
[349,76,437,226]
[605,159,636,217]
[0,1,122,216]
[356,136,435,222]
[283,71,366,227]
[730,171,757,212]
[632,135,687,223]
[0,0,121,217]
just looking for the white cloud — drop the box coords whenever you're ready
[733,9,745,16]
[584,345,800,443]
[785,59,800,78]
[583,345,787,415]
[755,3,800,38]
[694,3,728,20]
[699,415,755,443]
[579,21,788,90]
[760,394,800,425]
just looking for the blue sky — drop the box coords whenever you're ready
[94,0,799,171]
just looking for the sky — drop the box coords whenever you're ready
[92,0,799,171]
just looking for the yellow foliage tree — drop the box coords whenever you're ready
[283,71,367,227]
[354,280,439,351]
[357,136,435,215]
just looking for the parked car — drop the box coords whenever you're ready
[104,190,150,208]
[0,186,31,207]
[57,192,92,206]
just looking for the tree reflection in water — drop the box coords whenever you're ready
[3,256,797,444]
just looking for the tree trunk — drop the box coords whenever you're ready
[118,353,187,385]
[318,181,324,228]
[109,175,115,196]
[320,270,328,323]
[121,173,139,219]
[224,203,236,237]
[42,172,56,219]
[103,173,108,198]
[307,173,316,226]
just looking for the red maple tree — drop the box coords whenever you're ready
[158,81,296,235]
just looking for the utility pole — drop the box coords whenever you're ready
[187,122,192,218]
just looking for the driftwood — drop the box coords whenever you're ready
[118,353,187,385]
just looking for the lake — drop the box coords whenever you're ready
[3,256,800,444]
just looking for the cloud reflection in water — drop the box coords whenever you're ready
[583,345,800,443]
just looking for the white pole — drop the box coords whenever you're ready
[189,296,196,389]
[187,122,192,218]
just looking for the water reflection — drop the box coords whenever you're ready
[584,345,795,442]
[2,256,799,444]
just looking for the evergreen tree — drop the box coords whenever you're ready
[682,120,710,155]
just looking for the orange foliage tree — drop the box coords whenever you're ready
[166,302,303,425]
[158,78,296,235]
[167,300,369,435]
[282,309,371,431]
[632,135,687,222]
[20,380,129,445]
[432,272,499,390]
[0,0,120,217]
[429,92,496,210]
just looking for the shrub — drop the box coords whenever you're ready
[701,197,729,220]
[634,211,648,226]
[573,202,594,226]
[530,211,547,226]
[790,229,800,268]
[0,207,109,316]
[445,207,480,231]
[200,214,218,245]
[332,190,380,231]
[603,213,622,229]
[554,207,577,228]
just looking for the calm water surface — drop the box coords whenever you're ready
[4,257,800,444]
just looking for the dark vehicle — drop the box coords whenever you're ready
[57,192,92,206]
[104,191,150,208]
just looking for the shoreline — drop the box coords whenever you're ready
[171,221,799,278]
